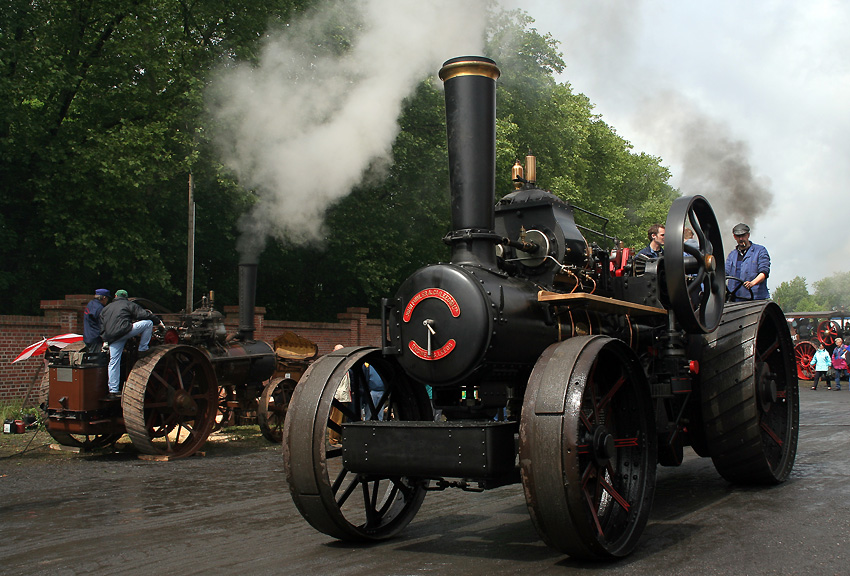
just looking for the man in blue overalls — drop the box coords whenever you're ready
[725,222,771,302]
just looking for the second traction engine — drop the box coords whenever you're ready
[282,56,799,559]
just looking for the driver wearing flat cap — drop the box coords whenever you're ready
[725,223,771,301]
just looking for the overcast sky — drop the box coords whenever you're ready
[506,0,850,292]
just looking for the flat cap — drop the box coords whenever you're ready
[732,223,750,235]
[95,288,111,297]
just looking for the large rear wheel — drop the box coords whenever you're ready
[122,345,218,459]
[519,336,657,559]
[283,347,432,541]
[698,301,799,483]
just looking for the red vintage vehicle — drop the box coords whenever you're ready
[786,309,850,380]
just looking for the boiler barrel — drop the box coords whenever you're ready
[207,340,276,386]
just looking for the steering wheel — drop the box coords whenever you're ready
[664,195,726,333]
[817,320,840,346]
[725,275,755,301]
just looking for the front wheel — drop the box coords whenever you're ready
[283,347,432,541]
[519,336,657,559]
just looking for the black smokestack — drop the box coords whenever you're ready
[439,56,501,266]
[237,262,258,340]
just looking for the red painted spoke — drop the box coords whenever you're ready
[757,338,780,363]
[760,419,783,447]
[581,463,631,538]
[614,437,639,448]
[597,473,631,511]
[581,466,606,536]
[596,374,626,414]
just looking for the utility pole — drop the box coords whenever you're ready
[186,172,195,313]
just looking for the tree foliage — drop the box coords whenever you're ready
[3,1,682,321]
[774,272,850,313]
[0,0,305,314]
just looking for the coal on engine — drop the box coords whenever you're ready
[42,263,279,459]
[282,56,799,558]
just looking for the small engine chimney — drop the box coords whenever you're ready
[237,262,257,341]
[439,56,501,266]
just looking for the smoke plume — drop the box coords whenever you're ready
[208,0,488,264]
[633,91,773,235]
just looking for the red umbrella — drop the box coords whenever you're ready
[12,333,83,363]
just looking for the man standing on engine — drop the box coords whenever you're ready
[100,289,164,399]
[725,223,771,301]
[83,288,110,353]
[637,224,665,259]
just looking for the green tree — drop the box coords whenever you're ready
[773,276,814,313]
[0,0,306,314]
[1,2,679,322]
[813,272,850,311]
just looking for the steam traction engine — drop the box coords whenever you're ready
[282,57,798,558]
[44,264,277,459]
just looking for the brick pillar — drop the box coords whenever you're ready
[40,294,91,334]
[336,307,372,346]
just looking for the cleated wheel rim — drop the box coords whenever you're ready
[258,377,296,444]
[519,336,656,559]
[698,301,799,483]
[283,347,432,541]
[794,341,816,381]
[122,345,218,459]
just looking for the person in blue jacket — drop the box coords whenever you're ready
[637,224,665,259]
[360,362,386,421]
[83,288,111,352]
[809,341,832,390]
[725,222,771,301]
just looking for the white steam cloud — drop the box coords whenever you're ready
[209,0,488,263]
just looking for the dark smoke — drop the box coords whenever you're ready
[635,91,773,234]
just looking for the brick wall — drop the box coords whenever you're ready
[0,295,383,407]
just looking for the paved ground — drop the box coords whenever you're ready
[1,383,848,576]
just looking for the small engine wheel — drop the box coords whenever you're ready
[794,341,816,381]
[817,320,840,346]
[258,377,296,443]
[212,385,236,432]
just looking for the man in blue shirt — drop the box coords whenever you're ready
[83,288,110,352]
[725,223,771,301]
[637,224,665,259]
